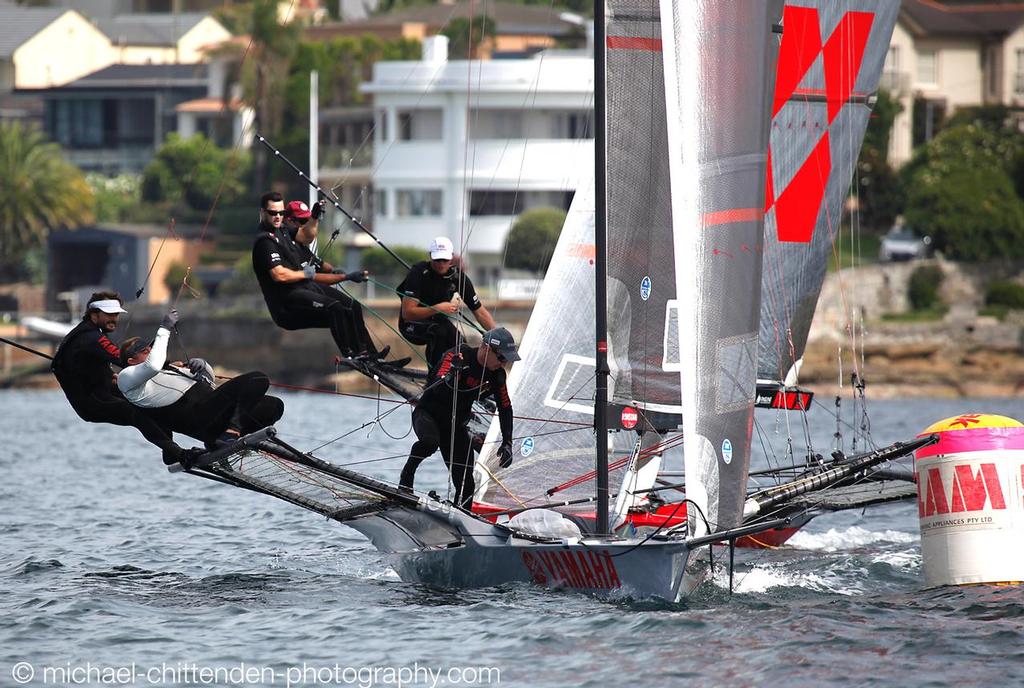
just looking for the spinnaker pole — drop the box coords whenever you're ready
[594,0,610,535]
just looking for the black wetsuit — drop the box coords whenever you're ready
[51,319,182,460]
[397,261,483,367]
[148,372,284,446]
[400,344,513,509]
[252,223,377,356]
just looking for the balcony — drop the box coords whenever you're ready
[320,145,374,179]
[65,146,154,174]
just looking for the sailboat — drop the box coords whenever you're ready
[177,0,933,601]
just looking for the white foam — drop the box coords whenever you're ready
[870,549,919,570]
[712,564,861,595]
[787,526,916,552]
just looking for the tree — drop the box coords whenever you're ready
[441,16,496,59]
[141,133,251,214]
[0,122,94,279]
[853,90,904,231]
[503,207,566,274]
[361,245,424,290]
[903,125,1024,262]
[209,0,298,190]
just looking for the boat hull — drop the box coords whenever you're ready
[344,501,706,601]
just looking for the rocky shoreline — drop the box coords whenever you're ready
[3,259,1022,398]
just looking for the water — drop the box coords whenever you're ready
[3,390,1024,687]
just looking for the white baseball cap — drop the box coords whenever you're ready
[88,299,127,314]
[429,236,454,261]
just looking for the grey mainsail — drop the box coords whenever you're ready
[758,0,899,384]
[661,0,782,534]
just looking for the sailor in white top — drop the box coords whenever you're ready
[117,310,284,450]
[117,314,212,408]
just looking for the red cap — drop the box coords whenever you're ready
[286,200,311,220]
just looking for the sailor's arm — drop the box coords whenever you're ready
[116,327,170,394]
[402,296,459,321]
[472,304,497,331]
[268,265,346,286]
[294,200,326,245]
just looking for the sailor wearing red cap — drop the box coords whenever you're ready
[251,191,405,365]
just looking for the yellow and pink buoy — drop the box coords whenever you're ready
[915,413,1024,587]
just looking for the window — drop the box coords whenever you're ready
[397,109,443,140]
[396,189,442,216]
[1016,49,1024,95]
[470,110,524,139]
[917,50,937,85]
[376,109,388,142]
[469,190,573,216]
[374,189,388,218]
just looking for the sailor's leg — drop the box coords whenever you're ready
[240,395,284,434]
[82,394,183,461]
[321,288,378,356]
[191,372,271,438]
[401,408,440,491]
[278,288,355,356]
[425,318,459,369]
[448,425,475,510]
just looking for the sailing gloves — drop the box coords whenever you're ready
[497,440,514,469]
[302,264,317,280]
[187,358,214,386]
[160,309,179,331]
[311,199,326,220]
[331,268,368,283]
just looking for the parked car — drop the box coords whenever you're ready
[879,226,932,262]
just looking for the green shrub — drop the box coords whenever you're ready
[908,264,944,311]
[985,280,1024,309]
[163,261,205,298]
[503,207,567,274]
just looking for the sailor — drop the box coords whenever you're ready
[252,191,395,362]
[50,292,198,466]
[399,327,520,509]
[116,309,284,453]
[396,237,497,368]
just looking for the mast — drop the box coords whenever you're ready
[594,0,609,535]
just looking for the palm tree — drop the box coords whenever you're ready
[211,0,298,190]
[0,122,94,281]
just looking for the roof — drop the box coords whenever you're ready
[328,1,582,37]
[900,0,1024,37]
[47,63,207,90]
[175,96,243,113]
[0,6,69,58]
[95,13,210,47]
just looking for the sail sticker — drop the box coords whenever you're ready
[521,437,535,457]
[640,276,652,301]
[722,439,733,464]
[621,407,639,430]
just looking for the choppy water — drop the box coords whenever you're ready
[3,390,1024,687]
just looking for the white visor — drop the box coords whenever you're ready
[89,299,127,314]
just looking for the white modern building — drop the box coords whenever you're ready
[361,36,594,287]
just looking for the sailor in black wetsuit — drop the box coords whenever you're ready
[117,311,284,451]
[397,237,497,368]
[252,191,390,361]
[51,291,197,466]
[399,327,520,509]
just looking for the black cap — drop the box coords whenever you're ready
[483,327,521,362]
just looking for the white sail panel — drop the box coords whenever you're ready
[475,181,636,512]
[758,0,899,382]
[661,0,783,535]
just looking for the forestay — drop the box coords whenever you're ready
[758,0,899,384]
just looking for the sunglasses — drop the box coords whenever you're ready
[264,209,286,216]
